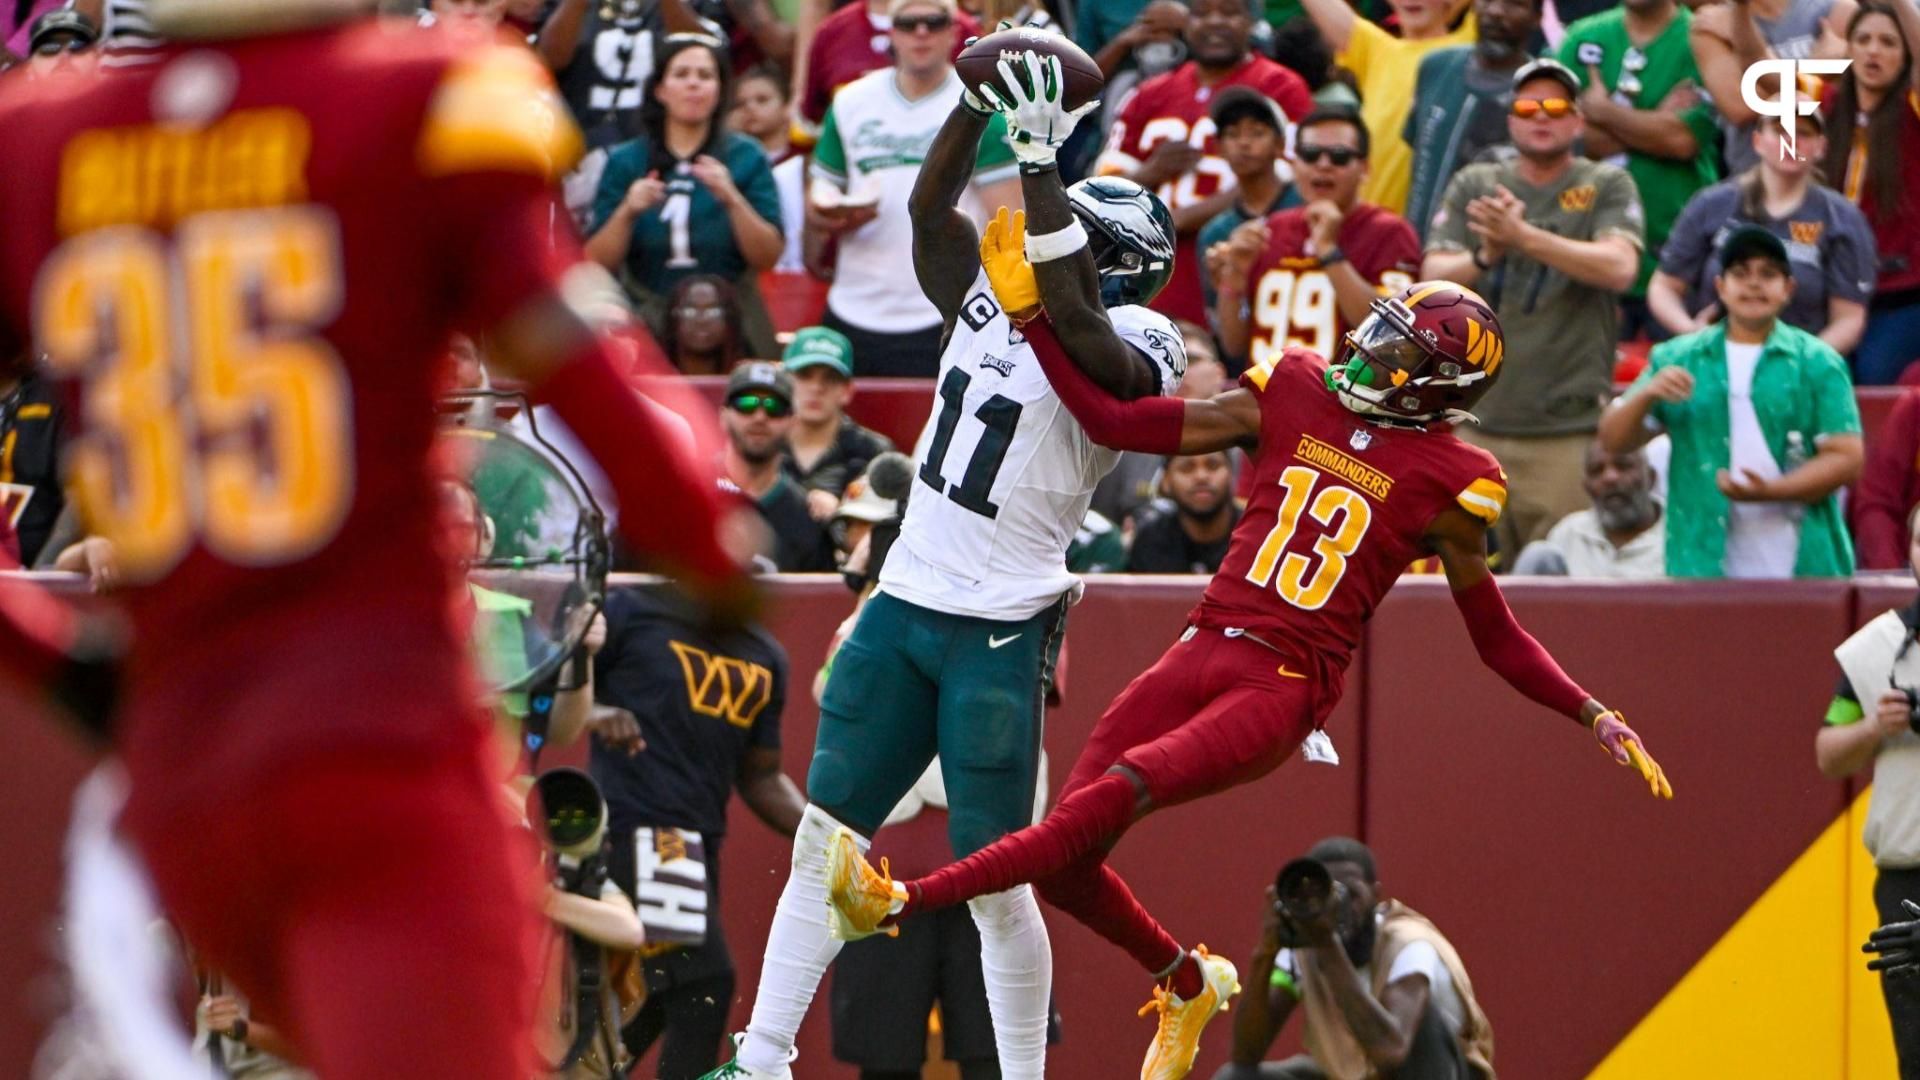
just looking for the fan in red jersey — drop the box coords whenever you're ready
[1093,0,1312,326]
[825,197,1670,1080]
[0,1,754,1077]
[1210,105,1419,372]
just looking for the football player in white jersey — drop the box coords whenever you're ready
[703,51,1186,1080]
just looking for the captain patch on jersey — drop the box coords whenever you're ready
[885,270,1184,621]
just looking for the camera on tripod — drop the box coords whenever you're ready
[528,767,611,897]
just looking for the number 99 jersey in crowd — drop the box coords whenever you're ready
[882,269,1185,622]
[0,20,585,821]
[1189,343,1509,720]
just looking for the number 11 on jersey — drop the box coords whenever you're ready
[919,367,1023,519]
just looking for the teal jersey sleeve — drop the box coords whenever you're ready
[590,139,646,234]
[729,134,785,241]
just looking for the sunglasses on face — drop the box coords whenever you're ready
[892,13,952,32]
[729,393,792,418]
[1511,97,1575,119]
[1296,144,1360,166]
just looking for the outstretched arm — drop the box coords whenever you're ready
[1428,507,1673,798]
[1020,157,1159,400]
[908,104,996,326]
[980,50,1157,400]
[1021,313,1260,453]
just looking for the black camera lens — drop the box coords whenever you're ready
[1275,857,1332,911]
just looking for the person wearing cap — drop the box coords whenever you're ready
[1210,105,1421,375]
[1555,0,1720,334]
[1094,0,1314,326]
[721,362,837,572]
[1424,57,1646,562]
[1403,0,1542,243]
[804,0,1020,377]
[21,7,98,77]
[1598,225,1863,578]
[780,326,896,522]
[1195,87,1305,320]
[1648,110,1875,354]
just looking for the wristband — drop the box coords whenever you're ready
[1472,246,1493,270]
[1317,245,1346,267]
[230,1018,249,1045]
[1025,219,1088,264]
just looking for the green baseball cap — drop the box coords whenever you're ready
[782,326,855,379]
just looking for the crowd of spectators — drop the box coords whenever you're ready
[18,0,1920,580]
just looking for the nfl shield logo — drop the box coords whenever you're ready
[1349,429,1373,451]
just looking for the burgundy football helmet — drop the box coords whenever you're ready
[1326,281,1504,422]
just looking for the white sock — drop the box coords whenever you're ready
[738,805,849,1073]
[968,885,1053,1080]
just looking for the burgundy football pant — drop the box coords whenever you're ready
[907,626,1319,977]
[131,735,539,1079]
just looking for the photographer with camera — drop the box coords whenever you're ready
[528,769,648,1080]
[1818,500,1920,1070]
[1217,838,1493,1080]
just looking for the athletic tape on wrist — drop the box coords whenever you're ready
[1024,219,1088,264]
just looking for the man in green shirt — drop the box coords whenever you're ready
[1555,0,1719,320]
[1597,226,1864,578]
[1423,58,1645,562]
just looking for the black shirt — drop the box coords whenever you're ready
[590,585,787,839]
[755,474,837,572]
[0,374,65,566]
[1125,505,1242,574]
[781,416,893,499]
[554,0,727,151]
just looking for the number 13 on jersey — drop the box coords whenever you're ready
[1245,465,1372,611]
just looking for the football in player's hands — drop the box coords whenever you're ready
[956,28,1104,111]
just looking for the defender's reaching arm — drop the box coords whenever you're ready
[1427,507,1672,799]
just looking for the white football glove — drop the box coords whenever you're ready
[975,51,1100,171]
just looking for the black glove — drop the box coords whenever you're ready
[1864,899,1920,973]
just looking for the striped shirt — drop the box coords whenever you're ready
[101,0,163,66]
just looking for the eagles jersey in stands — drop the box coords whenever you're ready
[883,270,1186,621]
[1189,348,1508,719]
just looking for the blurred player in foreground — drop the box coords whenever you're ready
[704,42,1185,1080]
[827,49,1673,1080]
[0,2,753,1077]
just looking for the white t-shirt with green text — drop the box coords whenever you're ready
[813,68,1019,333]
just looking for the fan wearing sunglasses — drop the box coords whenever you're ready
[1210,105,1420,373]
[719,362,837,573]
[1420,57,1645,563]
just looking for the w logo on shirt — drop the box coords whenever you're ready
[1789,221,1824,246]
[669,641,774,728]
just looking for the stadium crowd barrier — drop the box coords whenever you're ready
[683,381,1912,470]
[0,574,1911,1078]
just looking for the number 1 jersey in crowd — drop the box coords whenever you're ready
[880,271,1185,621]
[1191,348,1507,718]
[0,24,586,819]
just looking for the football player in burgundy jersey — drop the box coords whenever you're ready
[0,2,754,1076]
[1211,106,1420,372]
[1094,0,1312,327]
[827,68,1670,1075]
